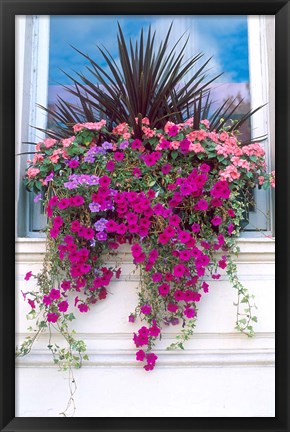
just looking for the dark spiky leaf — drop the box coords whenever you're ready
[40,22,265,141]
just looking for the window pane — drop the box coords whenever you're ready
[48,15,251,141]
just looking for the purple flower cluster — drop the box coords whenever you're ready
[63,174,100,189]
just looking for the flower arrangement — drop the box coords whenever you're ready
[18,116,275,372]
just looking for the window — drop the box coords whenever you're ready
[16,15,275,237]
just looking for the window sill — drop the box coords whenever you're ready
[15,236,275,264]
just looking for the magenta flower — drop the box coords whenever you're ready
[99,176,111,188]
[163,226,175,237]
[43,295,51,306]
[78,303,89,313]
[24,271,33,281]
[68,160,79,169]
[210,181,230,199]
[80,263,91,274]
[128,313,136,323]
[158,283,170,296]
[136,350,146,361]
[195,199,208,211]
[200,163,211,173]
[106,161,115,172]
[53,216,64,228]
[144,364,154,371]
[71,195,85,206]
[114,151,124,161]
[49,289,61,300]
[146,352,158,365]
[202,281,209,293]
[116,224,127,235]
[169,214,181,227]
[191,223,200,233]
[134,252,146,263]
[228,223,234,234]
[152,272,163,283]
[133,334,149,347]
[61,280,71,291]
[57,198,70,209]
[179,139,190,153]
[179,249,192,261]
[158,233,170,244]
[165,273,173,282]
[173,289,185,301]
[167,303,178,313]
[210,198,223,207]
[144,154,157,166]
[131,139,142,150]
[149,325,160,337]
[64,235,74,244]
[178,231,191,244]
[83,227,95,239]
[159,139,170,149]
[138,326,149,337]
[180,184,192,196]
[48,195,59,207]
[126,212,138,225]
[173,264,186,278]
[161,164,172,175]
[141,304,152,315]
[28,299,35,309]
[184,307,195,318]
[50,227,59,238]
[211,216,222,226]
[131,243,143,257]
[132,167,142,178]
[58,301,69,312]
[105,220,118,232]
[168,125,179,136]
[47,312,59,323]
[147,189,156,199]
[218,258,227,269]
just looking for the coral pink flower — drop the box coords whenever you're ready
[27,167,40,179]
[43,138,57,148]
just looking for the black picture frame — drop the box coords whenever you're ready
[0,0,288,431]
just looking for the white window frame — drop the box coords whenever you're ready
[247,15,275,235]
[15,15,275,238]
[16,15,50,237]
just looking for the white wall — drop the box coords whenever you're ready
[15,239,275,417]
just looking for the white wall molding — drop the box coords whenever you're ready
[15,238,275,264]
[16,348,274,369]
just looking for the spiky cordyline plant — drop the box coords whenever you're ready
[37,22,264,143]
